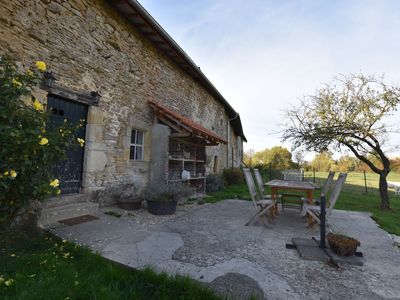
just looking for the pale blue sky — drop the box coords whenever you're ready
[139,0,400,157]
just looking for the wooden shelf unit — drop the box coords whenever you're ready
[167,137,206,193]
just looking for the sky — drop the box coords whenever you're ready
[139,0,400,158]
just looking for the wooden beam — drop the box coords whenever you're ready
[156,114,187,134]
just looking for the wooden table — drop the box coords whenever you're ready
[264,179,320,203]
[265,180,320,224]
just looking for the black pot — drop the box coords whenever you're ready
[146,200,178,215]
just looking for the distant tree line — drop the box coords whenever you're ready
[244,148,400,173]
[243,146,297,170]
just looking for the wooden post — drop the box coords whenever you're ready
[364,170,368,194]
[320,193,326,249]
[313,168,316,183]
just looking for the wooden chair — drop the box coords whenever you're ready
[253,168,280,213]
[243,168,276,227]
[253,168,271,198]
[302,171,335,205]
[303,172,348,227]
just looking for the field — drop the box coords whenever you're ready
[207,171,400,235]
[303,171,400,195]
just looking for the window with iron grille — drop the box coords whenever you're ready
[130,129,144,160]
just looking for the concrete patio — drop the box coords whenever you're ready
[50,200,400,300]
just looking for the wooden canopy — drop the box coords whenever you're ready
[149,100,227,146]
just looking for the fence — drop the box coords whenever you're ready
[257,164,400,196]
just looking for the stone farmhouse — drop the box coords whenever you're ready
[0,0,246,209]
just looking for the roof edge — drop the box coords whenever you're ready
[108,0,247,142]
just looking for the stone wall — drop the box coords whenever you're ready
[0,0,242,196]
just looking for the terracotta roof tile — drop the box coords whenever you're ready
[149,100,227,144]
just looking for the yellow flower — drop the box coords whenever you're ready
[77,138,85,147]
[10,170,17,178]
[50,179,60,188]
[12,78,22,88]
[3,170,17,178]
[56,189,61,195]
[35,61,46,71]
[4,279,14,286]
[33,99,44,111]
[26,69,34,77]
[39,137,49,145]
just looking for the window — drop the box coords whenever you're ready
[213,156,219,173]
[130,129,144,160]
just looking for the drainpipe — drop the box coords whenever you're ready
[227,113,239,168]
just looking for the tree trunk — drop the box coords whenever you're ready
[378,171,390,210]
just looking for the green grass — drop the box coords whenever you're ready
[0,231,220,300]
[304,171,400,194]
[206,171,400,235]
[205,184,250,203]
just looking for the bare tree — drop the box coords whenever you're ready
[282,74,400,210]
[293,150,306,168]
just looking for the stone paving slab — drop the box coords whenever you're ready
[292,238,330,262]
[50,200,400,300]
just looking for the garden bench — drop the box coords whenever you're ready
[387,181,400,195]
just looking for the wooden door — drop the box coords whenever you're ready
[47,95,87,194]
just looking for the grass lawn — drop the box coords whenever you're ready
[0,231,220,300]
[206,171,400,235]
[205,184,250,203]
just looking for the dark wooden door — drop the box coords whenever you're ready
[47,95,88,194]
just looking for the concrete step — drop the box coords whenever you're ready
[38,201,98,227]
[41,193,93,209]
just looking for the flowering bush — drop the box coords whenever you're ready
[0,55,81,228]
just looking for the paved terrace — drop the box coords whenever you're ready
[50,200,400,300]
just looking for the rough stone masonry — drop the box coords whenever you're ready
[0,0,244,199]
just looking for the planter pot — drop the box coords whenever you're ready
[146,200,177,215]
[116,200,142,211]
[327,233,360,256]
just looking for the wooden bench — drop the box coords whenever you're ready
[387,181,400,195]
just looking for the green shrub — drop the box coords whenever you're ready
[0,55,80,229]
[206,174,225,193]
[144,183,193,202]
[222,168,244,186]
